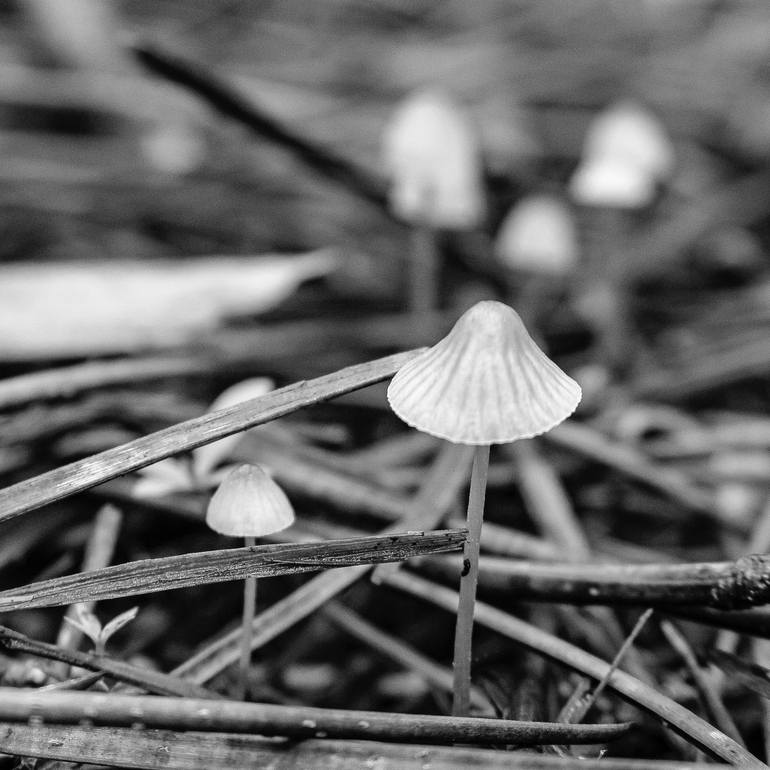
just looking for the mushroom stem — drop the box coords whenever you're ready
[451,444,490,716]
[238,535,257,700]
[409,225,439,317]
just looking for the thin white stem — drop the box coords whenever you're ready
[238,536,257,701]
[452,444,490,716]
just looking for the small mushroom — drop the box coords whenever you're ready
[580,99,674,184]
[382,89,485,318]
[568,101,674,375]
[206,463,295,699]
[496,195,578,277]
[494,194,579,331]
[387,300,580,714]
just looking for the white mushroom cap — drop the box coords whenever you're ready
[582,100,674,182]
[569,155,657,209]
[382,89,485,229]
[387,301,581,445]
[495,195,578,275]
[206,463,295,538]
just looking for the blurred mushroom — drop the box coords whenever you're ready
[382,89,485,319]
[569,100,674,376]
[494,194,579,331]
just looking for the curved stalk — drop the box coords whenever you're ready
[452,444,490,716]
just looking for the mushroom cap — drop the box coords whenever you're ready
[582,100,674,182]
[569,155,656,209]
[387,301,581,445]
[206,463,295,538]
[382,89,485,229]
[495,195,578,275]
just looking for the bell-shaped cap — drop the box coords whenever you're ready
[206,463,295,538]
[382,89,485,229]
[495,195,578,275]
[569,155,656,209]
[387,301,581,445]
[582,100,674,182]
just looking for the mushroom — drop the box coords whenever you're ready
[580,99,674,184]
[382,89,485,318]
[387,300,581,715]
[568,100,674,374]
[494,194,579,331]
[206,463,295,699]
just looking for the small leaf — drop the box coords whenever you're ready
[100,607,139,644]
[63,605,102,644]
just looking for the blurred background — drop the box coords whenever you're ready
[1,0,769,392]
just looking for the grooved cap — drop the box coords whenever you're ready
[206,464,295,538]
[387,301,581,445]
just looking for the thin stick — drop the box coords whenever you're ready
[576,608,654,721]
[0,723,704,770]
[0,349,422,521]
[452,444,490,716]
[133,44,389,212]
[422,551,770,609]
[546,421,715,516]
[0,530,465,612]
[323,602,490,712]
[238,536,257,701]
[0,626,217,699]
[0,688,632,745]
[508,441,591,556]
[666,606,770,638]
[661,620,745,747]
